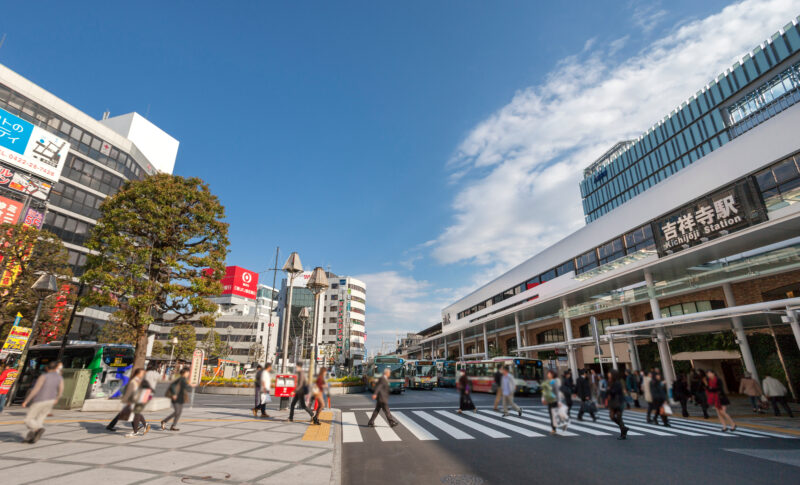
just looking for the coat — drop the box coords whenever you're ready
[643,375,653,402]
[576,376,592,400]
[649,379,667,403]
[374,375,391,403]
[673,378,690,400]
[607,381,625,410]
[763,376,788,397]
[739,377,762,397]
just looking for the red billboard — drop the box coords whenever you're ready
[221,265,258,299]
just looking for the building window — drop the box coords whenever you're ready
[624,224,655,252]
[575,249,598,275]
[645,300,725,320]
[578,318,621,337]
[536,328,564,344]
[756,153,800,211]
[597,238,625,265]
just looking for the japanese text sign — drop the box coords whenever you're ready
[0,107,69,182]
[0,195,23,225]
[1,326,32,354]
[0,164,51,200]
[221,265,259,299]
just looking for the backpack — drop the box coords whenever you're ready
[541,380,557,404]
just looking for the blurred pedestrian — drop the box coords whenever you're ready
[492,366,503,411]
[598,373,608,407]
[607,369,629,440]
[763,374,794,418]
[738,373,764,414]
[368,368,398,427]
[289,368,314,422]
[706,370,736,431]
[500,365,522,419]
[673,373,690,417]
[649,372,670,426]
[625,369,640,408]
[643,369,655,423]
[541,369,560,433]
[252,364,265,417]
[561,369,574,417]
[107,368,151,438]
[161,367,190,431]
[589,369,599,402]
[22,360,63,443]
[259,363,273,418]
[456,370,476,413]
[310,367,328,426]
[576,369,596,422]
[144,362,160,391]
[690,368,710,419]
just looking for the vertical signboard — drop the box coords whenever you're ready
[189,349,205,386]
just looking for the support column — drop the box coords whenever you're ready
[443,335,448,360]
[608,335,618,370]
[645,271,675,388]
[561,299,579,379]
[460,331,465,359]
[622,305,640,372]
[722,283,759,384]
[482,323,489,359]
[514,313,522,355]
[788,306,800,353]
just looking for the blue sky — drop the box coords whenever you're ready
[1,0,798,351]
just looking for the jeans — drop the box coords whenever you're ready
[163,402,184,427]
[0,394,7,413]
[748,396,760,410]
[502,395,520,415]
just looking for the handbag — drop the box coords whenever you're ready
[137,388,152,404]
[261,392,272,403]
[661,403,673,416]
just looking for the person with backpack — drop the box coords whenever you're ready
[541,369,560,434]
[762,374,794,417]
[161,367,190,431]
[607,369,629,440]
[576,369,596,422]
[492,367,503,411]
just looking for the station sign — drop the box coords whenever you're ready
[652,180,767,257]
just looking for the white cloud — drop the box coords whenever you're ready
[433,0,800,274]
[631,2,668,33]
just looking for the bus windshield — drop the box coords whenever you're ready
[376,363,404,379]
[102,346,135,367]
[442,363,456,377]
[516,362,542,380]
[417,364,436,378]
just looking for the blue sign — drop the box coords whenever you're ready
[340,279,346,285]
[0,108,34,155]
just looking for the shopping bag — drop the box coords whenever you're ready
[260,392,272,404]
[661,403,673,416]
[137,388,152,404]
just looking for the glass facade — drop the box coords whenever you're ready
[580,20,800,223]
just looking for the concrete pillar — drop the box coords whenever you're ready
[608,335,618,370]
[621,305,641,371]
[514,313,522,354]
[482,323,489,359]
[722,282,759,383]
[644,271,675,387]
[460,331,465,359]
[787,306,800,352]
[443,335,448,360]
[561,298,579,378]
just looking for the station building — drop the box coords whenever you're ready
[423,18,800,394]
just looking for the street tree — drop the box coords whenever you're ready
[0,223,72,343]
[82,174,229,369]
[200,329,227,359]
[168,324,197,360]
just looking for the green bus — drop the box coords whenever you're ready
[366,356,405,393]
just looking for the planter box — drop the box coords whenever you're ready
[197,386,254,396]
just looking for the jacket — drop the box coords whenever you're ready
[296,372,308,394]
[374,375,390,403]
[739,377,762,397]
[501,374,516,396]
[762,376,788,397]
[673,379,690,400]
[607,381,625,410]
[576,376,592,400]
[625,373,638,393]
[561,375,574,394]
[493,371,502,386]
[643,375,653,402]
[169,377,188,404]
[122,379,141,405]
[649,379,667,402]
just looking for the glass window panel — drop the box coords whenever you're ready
[773,158,799,184]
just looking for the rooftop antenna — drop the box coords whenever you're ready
[0,33,6,51]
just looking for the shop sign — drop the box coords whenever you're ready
[220,265,258,299]
[0,165,51,200]
[1,326,32,354]
[653,181,766,257]
[0,195,23,224]
[0,107,70,182]
[23,208,43,229]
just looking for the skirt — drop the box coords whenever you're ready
[459,392,476,411]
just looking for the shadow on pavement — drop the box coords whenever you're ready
[79,421,110,434]
[0,431,24,442]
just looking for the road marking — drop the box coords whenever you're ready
[371,414,401,441]
[520,411,610,436]
[341,412,363,443]
[435,411,510,438]
[302,411,332,441]
[478,410,578,436]
[463,411,544,437]
[615,413,735,437]
[531,411,646,436]
[393,412,437,440]
[412,411,474,439]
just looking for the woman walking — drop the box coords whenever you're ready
[456,370,476,413]
[541,369,560,434]
[607,369,629,440]
[107,368,151,437]
[649,372,670,426]
[310,367,328,425]
[161,367,190,431]
[738,372,764,414]
[706,370,736,431]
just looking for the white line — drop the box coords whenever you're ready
[465,411,545,437]
[412,411,474,439]
[435,411,510,438]
[479,410,578,437]
[393,412,437,440]
[341,412,363,443]
[618,413,736,437]
[520,411,611,436]
[549,415,646,436]
[371,414,401,441]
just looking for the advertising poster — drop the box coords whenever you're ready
[0,107,70,182]
[0,166,51,200]
[22,208,44,229]
[220,265,259,299]
[0,194,23,224]
[0,369,19,394]
[1,326,32,354]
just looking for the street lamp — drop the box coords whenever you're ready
[307,267,329,379]
[168,336,178,377]
[297,307,310,363]
[279,252,303,373]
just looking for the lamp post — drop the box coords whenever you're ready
[168,336,178,377]
[279,252,303,373]
[307,267,329,379]
[298,307,310,363]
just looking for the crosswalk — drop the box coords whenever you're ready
[341,407,796,443]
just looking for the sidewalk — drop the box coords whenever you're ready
[0,405,340,485]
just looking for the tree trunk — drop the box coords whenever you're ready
[133,326,149,370]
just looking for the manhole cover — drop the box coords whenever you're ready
[181,472,232,483]
[441,474,485,485]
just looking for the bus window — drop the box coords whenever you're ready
[517,361,541,380]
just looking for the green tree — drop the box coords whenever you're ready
[151,340,165,357]
[200,329,229,359]
[82,174,229,369]
[97,320,138,344]
[0,223,72,344]
[169,324,197,360]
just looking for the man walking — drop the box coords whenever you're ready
[252,364,263,417]
[368,368,398,427]
[289,369,314,422]
[561,369,574,417]
[492,366,503,411]
[576,369,596,422]
[643,369,655,423]
[501,366,522,417]
[161,367,190,431]
[21,360,63,443]
[763,374,794,417]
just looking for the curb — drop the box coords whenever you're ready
[330,408,342,485]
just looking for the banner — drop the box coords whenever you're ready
[0,195,23,225]
[0,107,69,182]
[0,369,19,394]
[1,326,32,354]
[0,165,51,200]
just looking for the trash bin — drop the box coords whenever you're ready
[56,369,91,410]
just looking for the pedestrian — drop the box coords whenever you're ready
[690,368,710,419]
[289,368,314,422]
[252,364,264,417]
[0,360,13,413]
[576,369,596,422]
[492,366,503,411]
[106,367,151,436]
[310,366,328,426]
[762,374,794,418]
[589,369,599,402]
[456,370,476,413]
[21,360,63,443]
[259,362,273,418]
[625,369,640,408]
[540,369,560,433]
[706,370,736,431]
[607,369,629,440]
[367,368,398,427]
[161,367,190,431]
[561,369,574,417]
[598,373,608,407]
[144,362,160,391]
[649,372,670,426]
[739,372,764,414]
[643,370,655,423]
[673,373,690,418]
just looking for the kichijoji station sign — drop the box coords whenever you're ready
[653,180,767,257]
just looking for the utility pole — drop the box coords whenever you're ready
[264,247,279,364]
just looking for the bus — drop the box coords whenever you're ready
[366,355,405,393]
[434,359,456,387]
[456,357,544,395]
[405,360,436,390]
[14,342,135,403]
